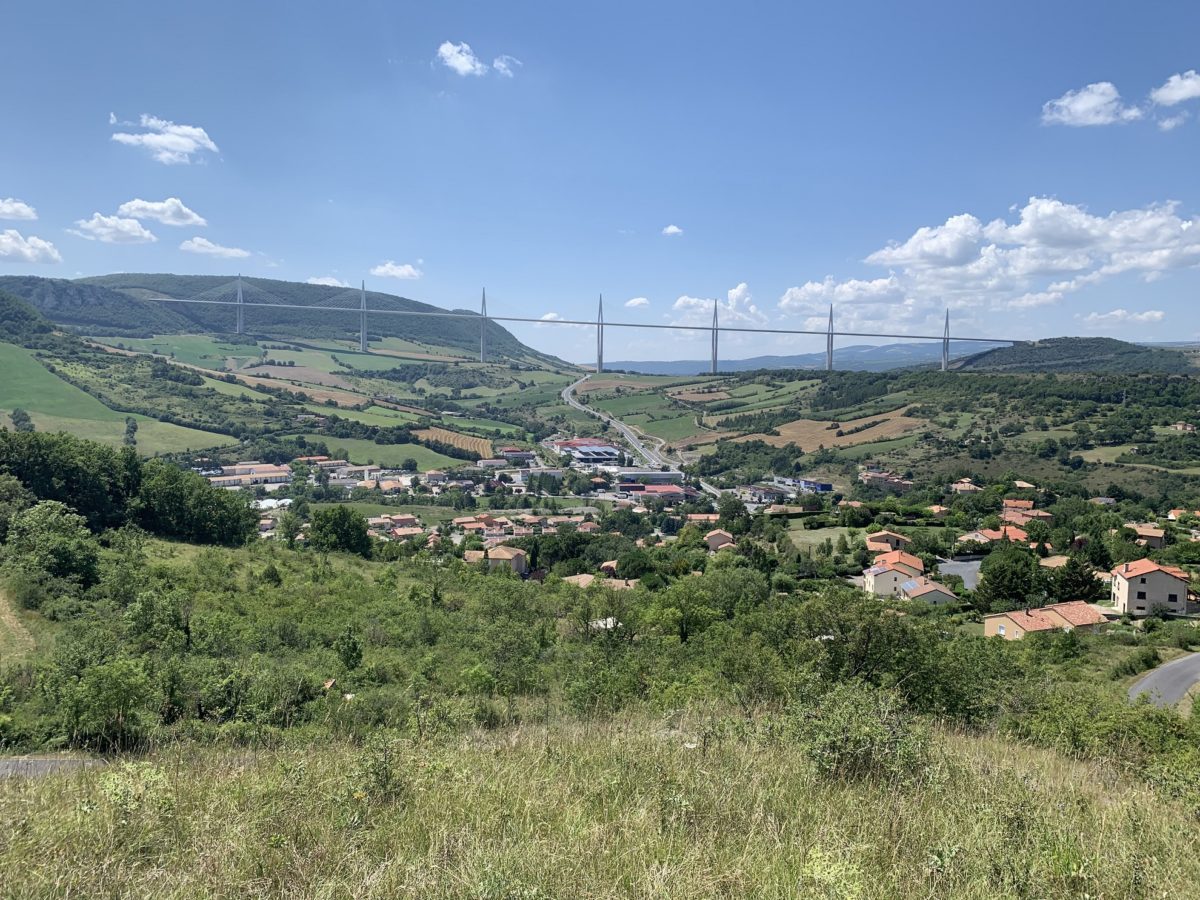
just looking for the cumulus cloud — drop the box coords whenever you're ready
[1042,82,1142,126]
[493,55,522,78]
[0,198,37,221]
[306,276,349,287]
[661,224,683,236]
[673,282,767,329]
[1082,308,1165,326]
[625,297,649,308]
[370,260,422,280]
[437,41,488,76]
[180,236,250,258]
[1158,112,1190,131]
[778,195,1200,332]
[1151,70,1200,106]
[117,197,206,227]
[0,229,61,263]
[70,213,157,244]
[111,114,219,164]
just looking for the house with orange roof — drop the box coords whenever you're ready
[705,529,735,552]
[464,545,528,575]
[983,601,1108,640]
[865,530,912,554]
[1002,498,1035,511]
[1110,559,1190,616]
[900,577,958,606]
[872,550,924,575]
[1124,523,1166,550]
[863,551,923,598]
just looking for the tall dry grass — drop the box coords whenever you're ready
[1,715,1197,898]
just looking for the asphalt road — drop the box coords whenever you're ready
[560,375,722,497]
[1128,651,1200,707]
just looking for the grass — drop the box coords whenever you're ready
[0,344,232,455]
[0,590,36,663]
[93,334,260,370]
[300,434,462,471]
[1,718,1198,897]
[788,525,852,550]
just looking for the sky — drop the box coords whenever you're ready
[2,1,1199,363]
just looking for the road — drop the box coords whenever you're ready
[561,375,722,497]
[1128,651,1200,707]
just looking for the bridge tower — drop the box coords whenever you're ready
[711,298,719,375]
[942,309,950,371]
[825,304,834,371]
[359,281,368,352]
[596,294,604,374]
[480,288,487,364]
[235,274,244,335]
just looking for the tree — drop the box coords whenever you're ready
[1051,555,1104,603]
[277,509,301,549]
[334,626,363,670]
[123,416,138,447]
[401,457,418,472]
[309,506,372,557]
[6,500,100,588]
[0,473,34,543]
[974,546,1046,613]
[9,408,34,433]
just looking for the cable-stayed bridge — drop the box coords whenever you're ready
[143,275,1020,373]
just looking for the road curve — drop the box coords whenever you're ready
[560,375,722,497]
[1128,651,1200,707]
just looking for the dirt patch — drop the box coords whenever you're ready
[370,348,464,363]
[375,400,432,416]
[244,365,354,389]
[736,410,925,451]
[414,427,493,457]
[670,389,731,402]
[576,378,653,394]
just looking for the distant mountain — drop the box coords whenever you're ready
[0,273,564,367]
[954,337,1194,374]
[605,341,1007,375]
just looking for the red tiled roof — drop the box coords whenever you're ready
[1112,559,1189,581]
[1044,601,1108,627]
[873,550,924,573]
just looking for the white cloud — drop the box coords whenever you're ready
[625,297,649,308]
[673,282,767,329]
[1151,70,1200,106]
[1082,308,1165,326]
[108,112,117,125]
[180,236,250,258]
[1042,82,1142,126]
[661,224,683,236]
[69,213,157,244]
[370,260,422,280]
[437,41,488,76]
[493,55,522,78]
[1158,112,1190,131]
[117,197,206,227]
[0,229,61,263]
[0,198,37,221]
[866,214,984,268]
[111,114,219,164]
[306,276,349,287]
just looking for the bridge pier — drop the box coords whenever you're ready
[480,288,487,363]
[359,281,368,352]
[942,309,950,371]
[596,294,604,374]
[825,305,834,371]
[711,299,719,375]
[235,275,244,335]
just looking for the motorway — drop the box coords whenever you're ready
[1128,651,1200,707]
[561,375,722,498]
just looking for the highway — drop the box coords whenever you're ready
[560,375,722,498]
[1128,651,1200,708]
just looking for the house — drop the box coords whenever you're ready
[686,513,720,524]
[1110,559,1190,616]
[863,550,924,598]
[1089,497,1116,506]
[1172,422,1197,433]
[858,470,913,493]
[1125,523,1166,550]
[872,550,924,576]
[562,573,638,590]
[864,530,912,554]
[1003,498,1034,511]
[983,601,1108,640]
[1013,480,1037,490]
[900,577,958,606]
[599,560,619,576]
[1038,555,1071,570]
[705,529,735,552]
[927,505,950,518]
[464,545,529,576]
[950,478,983,494]
[577,521,600,534]
[957,526,1029,546]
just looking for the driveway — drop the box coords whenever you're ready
[1129,651,1200,707]
[937,558,981,590]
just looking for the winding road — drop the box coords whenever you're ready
[561,375,722,498]
[1128,651,1200,707]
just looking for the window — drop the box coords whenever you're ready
[1136,591,1146,600]
[997,624,1006,636]
[1169,594,1179,603]
[1139,577,1146,584]
[1136,606,1145,612]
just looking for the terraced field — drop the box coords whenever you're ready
[736,409,926,451]
[299,434,462,471]
[413,426,493,457]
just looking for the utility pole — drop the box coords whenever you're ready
[711,298,719,375]
[596,294,604,374]
[359,281,368,352]
[235,274,244,335]
[942,309,950,371]
[825,304,834,372]
[480,288,487,364]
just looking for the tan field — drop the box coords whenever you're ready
[414,426,493,457]
[737,409,925,450]
[245,365,355,389]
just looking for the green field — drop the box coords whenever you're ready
[300,434,461,471]
[0,344,232,455]
[94,334,259,370]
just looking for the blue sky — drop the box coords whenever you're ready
[3,1,1199,362]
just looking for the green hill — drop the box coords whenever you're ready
[956,337,1193,373]
[0,273,563,367]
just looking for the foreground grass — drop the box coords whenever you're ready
[2,717,1197,898]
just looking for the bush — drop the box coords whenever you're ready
[788,682,931,782]
[1109,646,1160,680]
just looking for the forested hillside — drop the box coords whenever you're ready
[957,337,1193,373]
